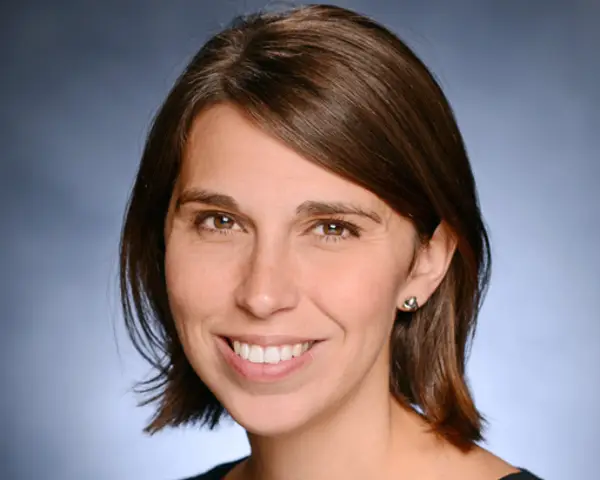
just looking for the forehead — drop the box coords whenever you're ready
[180,104,387,211]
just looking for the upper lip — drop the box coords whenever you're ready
[220,334,322,346]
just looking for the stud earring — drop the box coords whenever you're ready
[402,296,419,311]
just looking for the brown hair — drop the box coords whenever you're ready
[120,4,491,451]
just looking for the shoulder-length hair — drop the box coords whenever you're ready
[120,4,491,451]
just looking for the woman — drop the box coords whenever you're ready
[119,5,543,480]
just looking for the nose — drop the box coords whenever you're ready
[234,240,300,319]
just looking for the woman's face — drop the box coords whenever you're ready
[164,104,422,436]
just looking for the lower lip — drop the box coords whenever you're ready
[216,337,320,383]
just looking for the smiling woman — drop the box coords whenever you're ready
[119,4,542,480]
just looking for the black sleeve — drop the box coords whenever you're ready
[501,469,544,480]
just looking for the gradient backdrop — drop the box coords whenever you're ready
[2,1,598,479]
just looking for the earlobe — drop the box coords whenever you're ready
[400,296,419,312]
[396,221,457,311]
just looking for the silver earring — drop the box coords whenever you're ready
[402,296,419,311]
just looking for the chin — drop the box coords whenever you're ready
[223,391,323,437]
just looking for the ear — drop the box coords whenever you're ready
[396,221,457,311]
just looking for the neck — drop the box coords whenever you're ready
[243,370,434,480]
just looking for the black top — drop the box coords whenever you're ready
[182,458,543,479]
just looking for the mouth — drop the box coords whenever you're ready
[216,335,323,383]
[223,337,319,365]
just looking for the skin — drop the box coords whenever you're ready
[163,104,518,480]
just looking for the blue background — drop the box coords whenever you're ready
[2,1,598,478]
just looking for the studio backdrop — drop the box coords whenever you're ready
[1,1,598,479]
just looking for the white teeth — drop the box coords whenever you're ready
[263,346,280,364]
[240,343,249,360]
[280,345,293,361]
[248,345,263,363]
[230,340,313,364]
[291,343,303,357]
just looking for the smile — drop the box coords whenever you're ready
[218,336,322,383]
[230,339,315,364]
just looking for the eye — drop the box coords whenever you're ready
[316,222,346,237]
[312,219,361,240]
[194,212,242,233]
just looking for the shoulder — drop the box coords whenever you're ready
[443,446,543,480]
[177,458,244,480]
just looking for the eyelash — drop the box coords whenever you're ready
[192,212,362,242]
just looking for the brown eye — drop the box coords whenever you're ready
[195,213,242,233]
[213,214,235,229]
[311,219,362,241]
[322,223,345,236]
[314,221,352,238]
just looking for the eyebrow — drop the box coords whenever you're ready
[296,200,382,223]
[176,188,239,211]
[176,188,382,223]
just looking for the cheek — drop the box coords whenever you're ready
[305,246,410,331]
[164,238,240,322]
